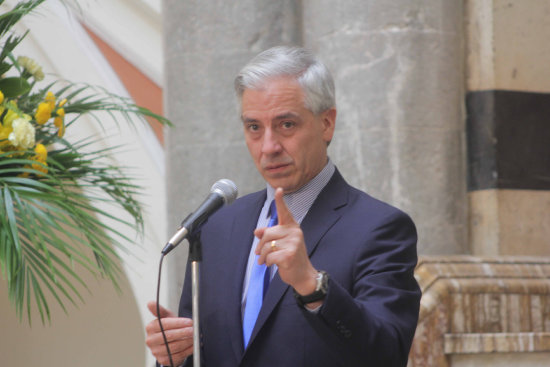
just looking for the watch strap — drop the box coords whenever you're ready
[293,271,329,307]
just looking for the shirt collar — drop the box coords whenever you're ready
[265,159,335,224]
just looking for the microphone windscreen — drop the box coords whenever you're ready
[211,179,238,205]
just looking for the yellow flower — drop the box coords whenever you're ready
[0,124,13,151]
[0,124,12,139]
[3,102,19,128]
[58,98,67,107]
[17,56,45,81]
[8,117,35,149]
[54,108,65,137]
[19,144,48,177]
[35,102,52,125]
[0,90,4,104]
[34,143,47,161]
[31,143,48,175]
[45,91,56,110]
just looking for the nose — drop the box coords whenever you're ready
[261,128,281,155]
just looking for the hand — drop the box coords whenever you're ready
[145,301,194,366]
[255,187,319,299]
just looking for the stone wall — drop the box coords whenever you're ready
[162,0,467,309]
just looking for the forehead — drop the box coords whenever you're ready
[241,77,306,118]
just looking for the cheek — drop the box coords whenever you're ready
[245,139,262,163]
[300,140,327,169]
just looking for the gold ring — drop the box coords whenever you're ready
[270,240,277,251]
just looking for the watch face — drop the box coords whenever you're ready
[319,271,329,292]
[293,271,329,307]
[315,272,324,291]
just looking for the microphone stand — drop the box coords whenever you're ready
[188,234,202,367]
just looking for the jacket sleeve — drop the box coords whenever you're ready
[300,209,421,367]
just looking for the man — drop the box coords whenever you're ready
[146,46,421,366]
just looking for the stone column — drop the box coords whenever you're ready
[465,0,550,257]
[302,1,467,254]
[162,0,301,309]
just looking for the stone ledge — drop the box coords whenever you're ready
[444,332,550,354]
[415,256,550,321]
[408,255,550,367]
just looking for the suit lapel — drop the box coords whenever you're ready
[300,170,348,257]
[225,190,266,361]
[245,170,349,351]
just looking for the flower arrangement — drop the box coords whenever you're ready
[0,0,171,324]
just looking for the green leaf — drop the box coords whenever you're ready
[0,61,12,75]
[0,1,45,39]
[2,186,21,253]
[0,76,31,97]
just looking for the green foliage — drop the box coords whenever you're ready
[0,76,31,97]
[0,0,171,324]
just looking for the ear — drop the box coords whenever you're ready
[320,108,336,143]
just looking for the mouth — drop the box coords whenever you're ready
[263,162,292,175]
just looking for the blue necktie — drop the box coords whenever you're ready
[242,200,278,348]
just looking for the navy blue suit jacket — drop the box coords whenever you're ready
[179,169,421,366]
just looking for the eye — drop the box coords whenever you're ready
[246,123,260,132]
[281,121,295,129]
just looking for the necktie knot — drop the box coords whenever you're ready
[268,200,278,227]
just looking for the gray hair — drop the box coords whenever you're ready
[234,46,335,115]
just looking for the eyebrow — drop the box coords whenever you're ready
[241,112,300,123]
[274,112,300,121]
[241,115,258,124]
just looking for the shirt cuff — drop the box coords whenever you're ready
[305,304,322,313]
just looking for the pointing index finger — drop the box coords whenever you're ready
[274,187,297,225]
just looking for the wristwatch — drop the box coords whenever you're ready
[293,270,329,307]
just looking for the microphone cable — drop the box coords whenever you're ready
[156,252,175,367]
[153,178,237,366]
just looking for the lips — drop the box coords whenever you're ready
[266,163,288,170]
[263,161,292,174]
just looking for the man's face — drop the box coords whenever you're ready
[241,77,336,193]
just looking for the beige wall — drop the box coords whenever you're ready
[466,0,550,92]
[0,268,145,366]
[469,190,550,256]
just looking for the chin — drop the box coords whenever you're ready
[278,183,300,193]
[266,180,293,192]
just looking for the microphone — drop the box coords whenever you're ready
[162,179,238,255]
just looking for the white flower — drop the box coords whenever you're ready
[8,117,36,149]
[17,56,44,81]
